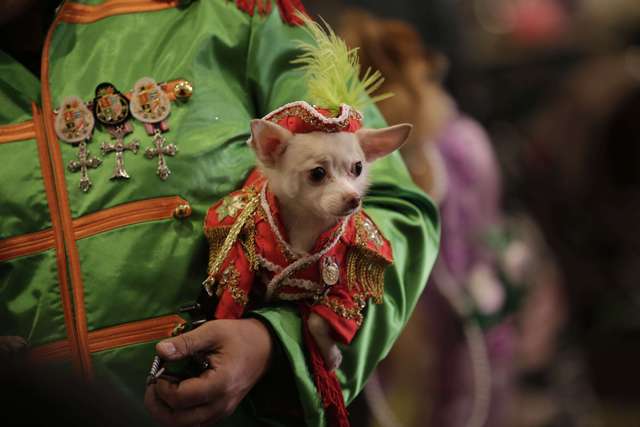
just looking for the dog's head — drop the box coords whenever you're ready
[249,119,411,220]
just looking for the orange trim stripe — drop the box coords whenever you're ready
[39,0,185,380]
[59,0,180,24]
[0,229,54,262]
[89,314,185,353]
[0,196,187,261]
[0,120,36,144]
[32,103,82,374]
[41,13,94,379]
[28,339,72,363]
[28,315,185,363]
[74,196,188,239]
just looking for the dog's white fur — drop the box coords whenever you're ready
[249,119,411,370]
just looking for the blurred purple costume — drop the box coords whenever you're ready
[427,113,517,427]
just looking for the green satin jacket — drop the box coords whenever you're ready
[0,1,439,426]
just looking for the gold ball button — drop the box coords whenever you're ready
[173,80,193,101]
[173,203,192,219]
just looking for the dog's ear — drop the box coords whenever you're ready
[356,123,412,162]
[249,119,293,167]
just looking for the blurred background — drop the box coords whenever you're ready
[304,1,640,426]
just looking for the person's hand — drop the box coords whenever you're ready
[0,336,27,358]
[144,318,273,426]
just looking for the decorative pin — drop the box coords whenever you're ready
[145,130,177,180]
[55,96,95,143]
[130,77,171,133]
[131,77,178,180]
[100,126,140,179]
[321,256,340,287]
[93,82,140,180]
[54,96,100,192]
[68,141,102,192]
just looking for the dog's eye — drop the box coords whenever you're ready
[351,161,363,177]
[309,167,326,182]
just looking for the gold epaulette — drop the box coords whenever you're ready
[346,244,391,304]
[202,190,261,295]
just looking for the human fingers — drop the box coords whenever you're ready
[147,384,225,427]
[156,320,224,361]
[161,400,232,427]
[154,369,230,411]
[0,336,28,354]
[144,384,176,427]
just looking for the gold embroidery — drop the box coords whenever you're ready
[318,296,364,326]
[217,194,246,221]
[217,265,248,306]
[353,293,367,310]
[354,212,383,248]
[354,213,367,246]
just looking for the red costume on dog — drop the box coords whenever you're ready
[202,101,393,427]
[204,170,392,338]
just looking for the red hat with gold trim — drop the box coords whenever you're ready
[264,101,363,134]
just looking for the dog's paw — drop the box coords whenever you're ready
[323,343,343,371]
[307,313,343,370]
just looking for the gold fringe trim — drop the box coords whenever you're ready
[346,245,390,304]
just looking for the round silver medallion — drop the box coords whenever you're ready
[321,256,340,286]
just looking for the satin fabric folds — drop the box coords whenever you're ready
[0,1,439,426]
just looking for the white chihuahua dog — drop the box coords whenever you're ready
[249,119,412,370]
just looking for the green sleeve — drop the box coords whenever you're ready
[336,103,441,402]
[246,8,440,427]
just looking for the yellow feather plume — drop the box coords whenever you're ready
[292,12,392,114]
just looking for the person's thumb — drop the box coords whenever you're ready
[155,321,221,361]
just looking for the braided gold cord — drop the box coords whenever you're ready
[205,226,231,274]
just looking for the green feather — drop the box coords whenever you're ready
[293,12,392,114]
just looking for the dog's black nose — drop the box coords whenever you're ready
[345,196,361,210]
